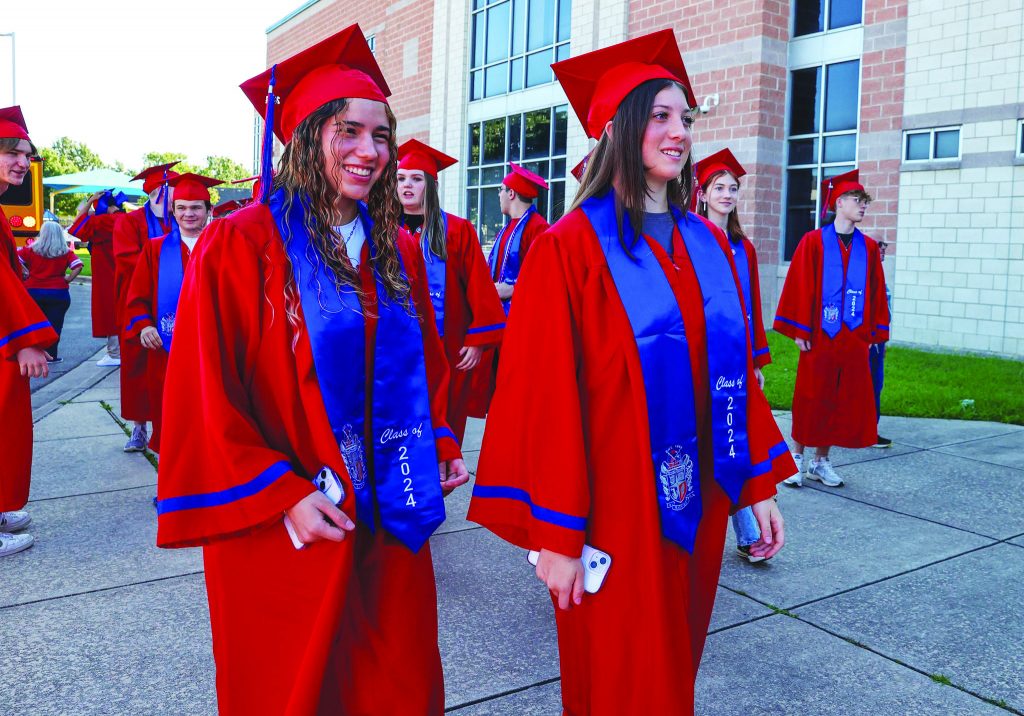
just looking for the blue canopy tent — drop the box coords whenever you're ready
[42,169,147,212]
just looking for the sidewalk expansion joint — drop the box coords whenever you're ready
[445,676,561,712]
[920,427,1024,451]
[27,482,158,504]
[0,571,205,613]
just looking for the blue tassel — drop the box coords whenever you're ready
[259,64,279,205]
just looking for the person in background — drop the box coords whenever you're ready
[68,189,123,366]
[18,220,84,363]
[695,148,777,563]
[870,241,892,448]
[113,162,179,453]
[397,139,506,442]
[775,169,890,488]
[0,105,58,557]
[487,163,550,314]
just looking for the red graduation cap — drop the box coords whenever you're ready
[231,174,264,199]
[694,148,746,189]
[0,105,30,142]
[213,199,245,218]
[168,173,223,203]
[570,153,591,182]
[240,24,389,145]
[820,169,864,214]
[397,139,457,179]
[552,29,696,140]
[503,163,548,200]
[133,162,181,195]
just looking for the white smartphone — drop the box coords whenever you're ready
[527,545,612,594]
[284,466,346,550]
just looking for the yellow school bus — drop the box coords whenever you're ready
[1,156,44,246]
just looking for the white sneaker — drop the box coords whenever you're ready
[807,457,844,487]
[0,511,31,532]
[0,531,34,557]
[783,453,803,487]
[96,355,121,367]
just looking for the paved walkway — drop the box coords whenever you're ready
[3,357,1022,715]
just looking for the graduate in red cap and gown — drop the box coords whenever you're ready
[774,169,889,487]
[694,148,776,563]
[112,162,179,452]
[154,25,468,715]
[396,139,506,442]
[0,105,58,557]
[123,173,222,453]
[468,30,794,715]
[69,189,124,357]
[487,162,550,313]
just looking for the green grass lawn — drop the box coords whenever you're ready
[73,248,91,277]
[761,331,1024,425]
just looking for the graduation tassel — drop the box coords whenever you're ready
[259,64,279,205]
[820,179,833,222]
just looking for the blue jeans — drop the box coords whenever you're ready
[869,342,887,424]
[732,506,761,547]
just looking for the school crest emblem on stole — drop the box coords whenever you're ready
[339,424,368,491]
[660,446,694,512]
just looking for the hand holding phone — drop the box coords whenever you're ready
[528,545,612,594]
[284,466,348,550]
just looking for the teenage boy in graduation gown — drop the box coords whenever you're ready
[487,163,550,313]
[0,106,58,557]
[69,189,124,363]
[113,162,179,452]
[124,173,221,453]
[775,169,889,488]
[154,26,468,715]
[397,139,506,442]
[469,31,792,715]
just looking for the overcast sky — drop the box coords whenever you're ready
[0,0,302,172]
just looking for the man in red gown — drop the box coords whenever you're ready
[397,139,506,441]
[0,105,58,557]
[68,190,124,364]
[774,169,890,487]
[487,163,550,312]
[112,162,179,452]
[124,173,221,453]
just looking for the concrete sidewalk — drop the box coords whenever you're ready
[2,362,1022,715]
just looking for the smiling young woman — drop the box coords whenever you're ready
[152,25,468,715]
[468,30,795,715]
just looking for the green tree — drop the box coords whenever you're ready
[39,137,107,216]
[141,151,197,175]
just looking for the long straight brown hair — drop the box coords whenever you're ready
[697,170,748,242]
[417,173,447,261]
[568,78,694,245]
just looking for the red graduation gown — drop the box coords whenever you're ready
[735,236,771,368]
[0,209,58,511]
[113,207,171,421]
[68,212,118,337]
[489,209,549,282]
[774,228,889,449]
[468,209,794,715]
[156,203,459,716]
[403,213,506,442]
[122,235,193,454]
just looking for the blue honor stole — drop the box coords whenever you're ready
[145,203,176,239]
[580,191,753,553]
[418,212,449,338]
[155,226,186,351]
[820,223,868,338]
[728,234,757,357]
[487,205,536,314]
[271,190,447,552]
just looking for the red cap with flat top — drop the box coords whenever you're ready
[503,163,548,200]
[570,154,590,182]
[397,139,457,179]
[240,24,389,144]
[133,162,181,195]
[168,173,223,203]
[694,148,746,189]
[0,106,30,142]
[552,30,696,140]
[820,169,864,213]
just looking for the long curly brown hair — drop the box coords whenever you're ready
[273,98,409,337]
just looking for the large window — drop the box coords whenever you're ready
[794,0,863,37]
[784,59,861,259]
[470,0,571,100]
[465,105,568,244]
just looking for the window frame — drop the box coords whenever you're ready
[792,0,865,39]
[1017,120,1024,158]
[902,126,962,163]
[469,0,571,102]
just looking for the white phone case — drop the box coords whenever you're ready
[284,466,347,550]
[527,545,612,594]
